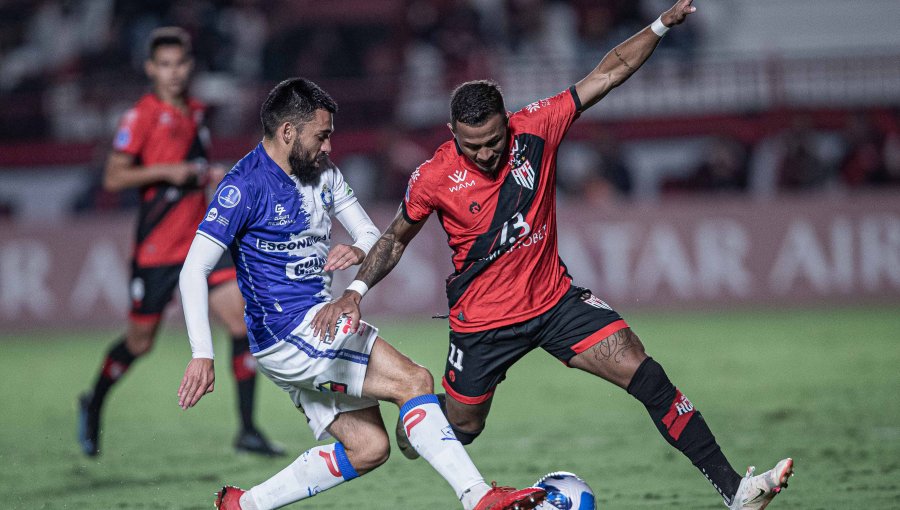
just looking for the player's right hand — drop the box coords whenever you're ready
[178,357,215,410]
[311,291,363,341]
[166,162,204,186]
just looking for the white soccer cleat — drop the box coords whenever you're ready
[728,458,794,510]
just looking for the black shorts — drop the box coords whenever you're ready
[441,285,628,404]
[129,251,236,322]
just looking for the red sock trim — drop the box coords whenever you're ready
[661,389,696,441]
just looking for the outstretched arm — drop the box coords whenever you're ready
[311,209,425,339]
[574,0,697,111]
[177,233,225,409]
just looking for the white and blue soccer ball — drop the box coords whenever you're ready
[533,471,597,510]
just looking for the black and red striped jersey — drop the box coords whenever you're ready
[403,87,582,333]
[113,93,209,266]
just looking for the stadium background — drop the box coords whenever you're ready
[1,0,899,508]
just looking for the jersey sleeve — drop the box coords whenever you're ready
[112,106,153,156]
[516,87,580,151]
[329,166,359,215]
[197,173,254,248]
[401,163,434,223]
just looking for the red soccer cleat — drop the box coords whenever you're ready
[214,485,245,510]
[474,483,546,510]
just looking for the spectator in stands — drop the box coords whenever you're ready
[665,136,748,194]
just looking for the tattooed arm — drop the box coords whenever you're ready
[574,0,696,112]
[311,210,425,339]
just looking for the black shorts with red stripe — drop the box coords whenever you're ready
[129,251,236,322]
[441,284,628,404]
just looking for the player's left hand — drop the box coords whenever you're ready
[661,0,697,27]
[311,290,363,341]
[178,357,215,410]
[323,244,364,271]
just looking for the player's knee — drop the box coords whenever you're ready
[446,411,486,444]
[125,334,155,356]
[404,364,435,401]
[451,424,483,445]
[346,433,390,473]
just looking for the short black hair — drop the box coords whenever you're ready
[148,26,192,59]
[450,80,506,128]
[260,78,338,138]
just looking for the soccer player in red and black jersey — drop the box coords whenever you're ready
[314,2,794,509]
[78,27,283,458]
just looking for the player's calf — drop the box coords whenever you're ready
[626,357,743,502]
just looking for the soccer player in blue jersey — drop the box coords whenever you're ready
[177,78,545,510]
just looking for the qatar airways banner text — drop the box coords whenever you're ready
[1,191,898,332]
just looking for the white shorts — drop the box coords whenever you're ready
[254,303,380,441]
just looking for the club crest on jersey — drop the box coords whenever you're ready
[217,185,241,208]
[469,201,481,214]
[320,183,334,210]
[448,169,475,192]
[510,139,535,190]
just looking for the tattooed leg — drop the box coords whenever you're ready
[568,328,648,388]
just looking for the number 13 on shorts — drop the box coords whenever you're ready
[448,343,464,371]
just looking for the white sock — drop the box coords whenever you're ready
[400,394,490,509]
[243,443,359,510]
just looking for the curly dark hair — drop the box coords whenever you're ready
[450,80,506,128]
[260,78,338,138]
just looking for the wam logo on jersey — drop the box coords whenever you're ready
[217,185,241,208]
[448,169,468,184]
[448,168,476,192]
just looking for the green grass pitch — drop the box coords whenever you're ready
[2,305,899,509]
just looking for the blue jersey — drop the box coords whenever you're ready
[198,143,358,353]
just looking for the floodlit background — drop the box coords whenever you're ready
[0,1,898,508]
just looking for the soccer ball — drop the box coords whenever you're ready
[533,471,596,510]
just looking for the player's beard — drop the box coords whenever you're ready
[288,142,328,186]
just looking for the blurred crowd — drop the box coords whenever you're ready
[0,0,897,216]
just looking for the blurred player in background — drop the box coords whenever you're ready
[177,77,545,510]
[78,26,283,458]
[313,1,794,509]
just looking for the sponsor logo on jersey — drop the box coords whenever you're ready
[448,169,476,192]
[269,203,293,226]
[448,169,468,184]
[205,208,218,222]
[317,381,348,393]
[217,185,241,208]
[286,254,327,280]
[449,180,476,193]
[524,98,551,113]
[255,235,324,252]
